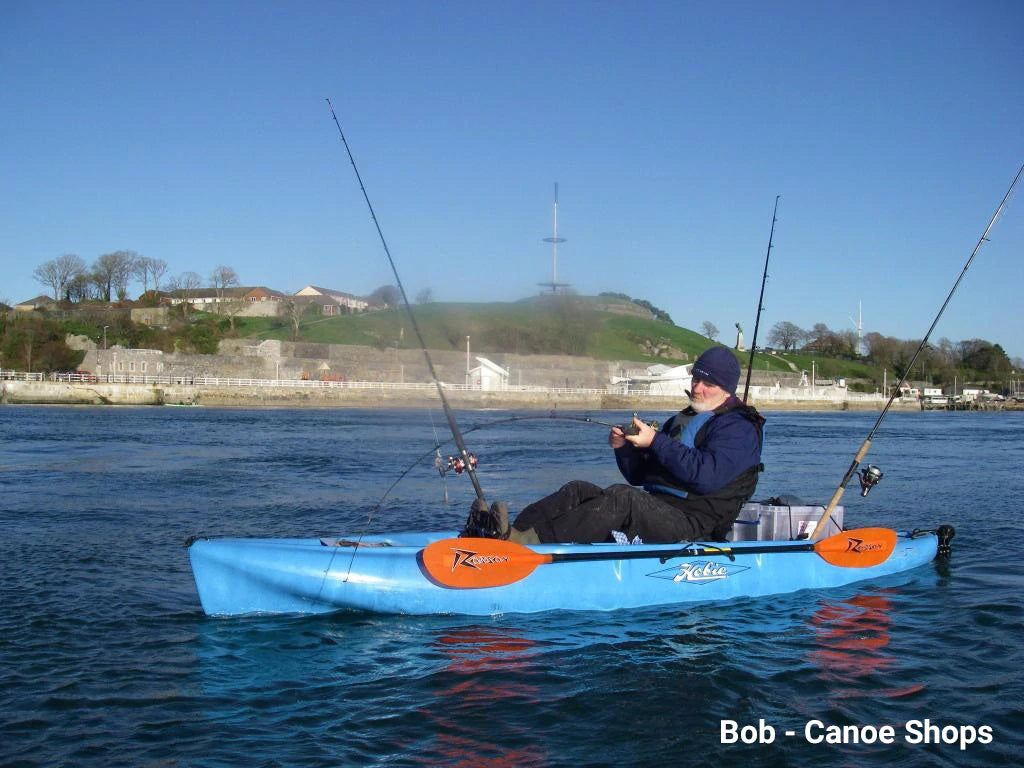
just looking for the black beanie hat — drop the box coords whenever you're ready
[692,346,741,395]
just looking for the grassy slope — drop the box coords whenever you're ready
[234,299,798,373]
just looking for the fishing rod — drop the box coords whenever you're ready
[742,195,780,402]
[326,98,487,506]
[387,412,649,509]
[811,164,1024,540]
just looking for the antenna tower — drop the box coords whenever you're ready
[849,300,864,356]
[538,182,571,293]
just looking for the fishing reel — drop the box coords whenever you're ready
[858,464,884,497]
[619,413,660,436]
[445,453,478,475]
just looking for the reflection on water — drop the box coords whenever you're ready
[417,626,548,767]
[809,591,924,700]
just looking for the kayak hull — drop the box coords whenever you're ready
[189,530,940,617]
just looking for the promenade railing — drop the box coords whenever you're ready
[1,369,888,402]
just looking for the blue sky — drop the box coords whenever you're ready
[2,1,1022,359]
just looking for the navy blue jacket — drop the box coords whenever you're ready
[615,397,762,495]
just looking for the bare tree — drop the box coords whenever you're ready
[66,272,94,302]
[768,321,805,351]
[701,321,719,341]
[132,256,152,294]
[32,254,86,300]
[168,271,201,318]
[279,297,314,341]
[113,250,139,301]
[221,295,249,332]
[150,258,168,294]
[93,251,137,301]
[210,265,239,300]
[209,265,244,330]
[133,257,169,303]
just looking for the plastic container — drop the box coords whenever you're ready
[726,502,844,542]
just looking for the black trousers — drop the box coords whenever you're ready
[512,480,722,544]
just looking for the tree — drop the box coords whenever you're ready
[631,298,674,324]
[804,326,857,358]
[807,323,830,347]
[209,265,244,329]
[63,272,86,302]
[150,258,168,294]
[369,284,401,308]
[767,321,804,351]
[168,271,201,318]
[93,251,137,302]
[132,256,168,297]
[701,321,719,341]
[415,287,434,304]
[32,254,86,300]
[960,339,1011,376]
[279,297,314,341]
[210,265,239,298]
[0,315,83,372]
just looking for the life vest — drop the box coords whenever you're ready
[642,399,765,511]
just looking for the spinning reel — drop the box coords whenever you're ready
[858,464,884,497]
[440,453,478,475]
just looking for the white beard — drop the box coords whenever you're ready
[690,398,715,413]
[689,389,730,413]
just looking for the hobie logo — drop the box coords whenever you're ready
[648,560,750,584]
[845,537,883,553]
[674,561,729,583]
[448,548,510,572]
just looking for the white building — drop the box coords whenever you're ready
[611,363,692,396]
[468,357,510,390]
[295,285,369,312]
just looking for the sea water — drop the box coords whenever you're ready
[0,406,1021,767]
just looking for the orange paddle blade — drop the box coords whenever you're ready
[814,527,897,567]
[420,538,551,589]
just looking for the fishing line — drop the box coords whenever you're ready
[324,98,498,586]
[428,409,450,504]
[331,409,634,581]
[811,164,1023,539]
[742,196,780,403]
[336,415,618,533]
[326,98,487,505]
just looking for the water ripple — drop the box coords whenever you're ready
[1,407,1021,766]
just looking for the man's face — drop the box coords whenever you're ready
[690,376,730,412]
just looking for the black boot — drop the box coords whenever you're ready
[459,500,509,539]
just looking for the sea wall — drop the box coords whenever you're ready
[1,379,919,411]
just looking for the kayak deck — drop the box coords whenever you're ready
[189,529,941,617]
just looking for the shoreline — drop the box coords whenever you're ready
[0,379,930,412]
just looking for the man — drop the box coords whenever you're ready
[462,346,764,544]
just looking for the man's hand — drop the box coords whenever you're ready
[608,425,627,449]
[624,416,657,449]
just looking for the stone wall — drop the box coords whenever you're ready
[73,336,843,393]
[2,379,917,411]
[203,340,632,388]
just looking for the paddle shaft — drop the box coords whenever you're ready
[546,541,816,565]
[421,527,898,589]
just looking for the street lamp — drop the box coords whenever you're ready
[102,326,109,349]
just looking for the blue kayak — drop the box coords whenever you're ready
[188,527,944,617]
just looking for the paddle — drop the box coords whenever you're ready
[420,527,898,589]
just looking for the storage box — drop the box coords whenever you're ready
[726,502,844,542]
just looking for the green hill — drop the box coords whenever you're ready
[234,295,805,373]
